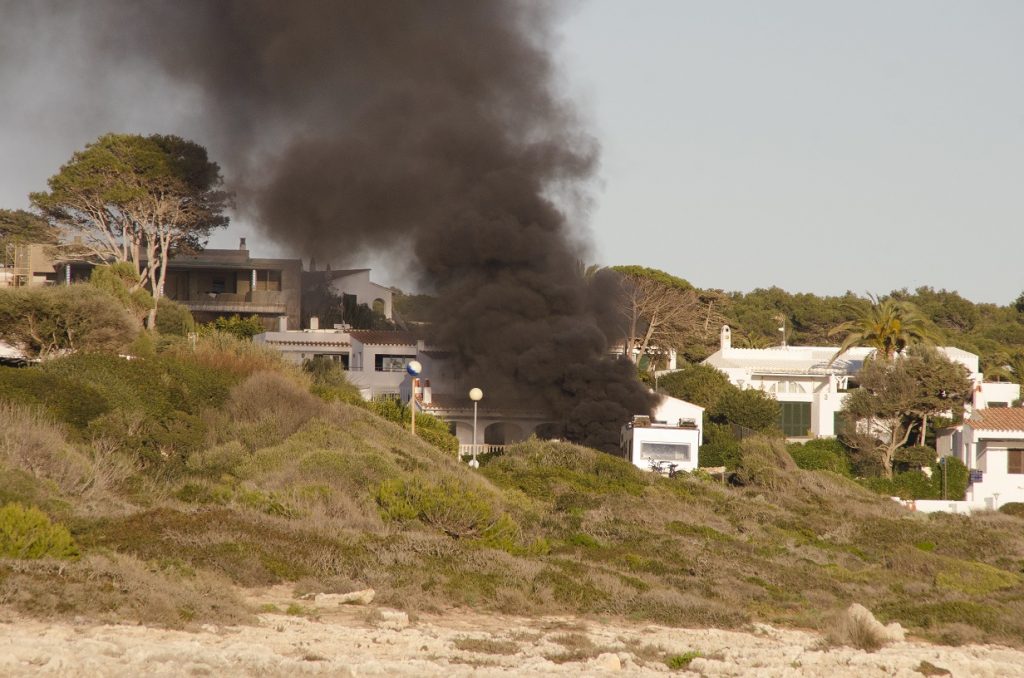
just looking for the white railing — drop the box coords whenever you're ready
[459,444,507,458]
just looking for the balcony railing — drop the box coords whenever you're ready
[178,290,287,314]
[458,444,507,459]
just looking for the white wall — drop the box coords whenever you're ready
[626,425,700,472]
[976,382,1021,408]
[328,271,393,319]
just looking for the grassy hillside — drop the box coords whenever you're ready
[2,338,1024,646]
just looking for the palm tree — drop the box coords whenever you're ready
[828,294,938,364]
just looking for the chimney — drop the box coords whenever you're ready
[239,237,247,250]
[309,316,319,330]
[422,378,432,405]
[720,325,732,352]
[278,316,288,332]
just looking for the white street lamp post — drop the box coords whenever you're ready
[406,360,423,435]
[469,387,483,468]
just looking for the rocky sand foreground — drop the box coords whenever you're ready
[2,586,1022,677]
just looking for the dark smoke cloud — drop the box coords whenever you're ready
[14,0,657,450]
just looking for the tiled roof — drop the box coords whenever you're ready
[348,330,418,346]
[970,408,1024,432]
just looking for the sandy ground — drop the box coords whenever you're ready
[1,586,1022,677]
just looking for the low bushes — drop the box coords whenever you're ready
[0,502,78,560]
[0,284,139,359]
[787,438,853,477]
[377,477,502,539]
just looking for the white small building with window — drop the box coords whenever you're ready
[621,395,704,472]
[937,408,1024,507]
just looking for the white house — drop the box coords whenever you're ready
[304,268,394,319]
[255,327,418,399]
[937,407,1024,508]
[701,325,1002,440]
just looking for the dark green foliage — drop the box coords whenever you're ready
[658,363,731,411]
[713,387,780,433]
[155,298,195,336]
[863,471,937,500]
[934,456,968,501]
[610,265,692,291]
[89,263,154,321]
[202,314,265,340]
[0,285,139,359]
[376,477,502,538]
[0,208,58,250]
[894,445,936,470]
[698,422,742,469]
[787,439,853,476]
[999,502,1024,518]
[0,367,109,429]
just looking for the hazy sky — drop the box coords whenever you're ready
[1,1,1021,303]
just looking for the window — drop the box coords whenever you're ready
[255,269,281,291]
[375,354,414,372]
[779,402,811,437]
[639,441,690,462]
[211,276,226,294]
[1009,449,1024,475]
[988,402,1008,409]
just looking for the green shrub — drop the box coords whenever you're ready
[201,314,265,340]
[894,445,936,471]
[666,651,701,670]
[0,502,78,559]
[999,502,1024,518]
[0,284,139,359]
[363,397,459,453]
[376,478,503,539]
[863,470,939,500]
[787,438,852,477]
[698,422,742,469]
[0,366,109,430]
[658,364,732,410]
[733,437,796,491]
[711,387,781,433]
[932,456,968,501]
[155,298,195,336]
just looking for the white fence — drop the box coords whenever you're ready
[892,498,998,515]
[458,444,507,459]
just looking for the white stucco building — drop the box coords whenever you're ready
[937,408,1024,507]
[621,395,704,472]
[303,268,394,320]
[701,325,1005,439]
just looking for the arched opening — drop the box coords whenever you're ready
[534,422,563,440]
[372,298,386,315]
[484,422,525,445]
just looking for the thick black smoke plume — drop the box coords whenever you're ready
[25,0,659,451]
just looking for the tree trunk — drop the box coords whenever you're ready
[918,414,928,446]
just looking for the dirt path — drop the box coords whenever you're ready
[1,586,1021,677]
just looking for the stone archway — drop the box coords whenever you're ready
[484,422,525,445]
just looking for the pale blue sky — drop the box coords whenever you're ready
[557,0,1024,303]
[1,1,1021,303]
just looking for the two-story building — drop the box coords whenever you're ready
[701,325,1006,439]
[160,238,303,331]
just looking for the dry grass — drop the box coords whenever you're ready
[452,636,521,655]
[0,551,251,628]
